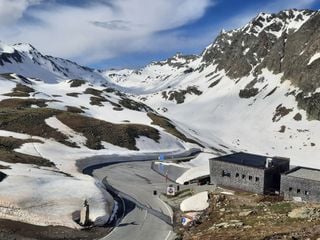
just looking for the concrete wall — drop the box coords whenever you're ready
[281,175,320,202]
[151,161,188,182]
[209,160,265,194]
[264,161,289,193]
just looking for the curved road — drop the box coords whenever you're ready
[93,161,176,240]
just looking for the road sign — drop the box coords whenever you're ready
[159,154,165,161]
[159,162,164,173]
[166,186,176,196]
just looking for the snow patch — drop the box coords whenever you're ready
[45,116,87,146]
[180,191,209,212]
[308,52,320,65]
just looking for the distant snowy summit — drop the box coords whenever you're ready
[0,42,106,83]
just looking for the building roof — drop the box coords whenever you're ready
[210,152,289,169]
[285,167,320,182]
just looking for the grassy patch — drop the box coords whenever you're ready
[66,92,81,98]
[0,108,76,148]
[57,112,160,150]
[178,191,316,240]
[0,97,163,151]
[0,165,10,169]
[269,202,292,214]
[89,96,108,106]
[119,98,153,112]
[68,79,86,88]
[0,98,53,108]
[84,88,102,97]
[147,112,203,146]
[66,106,85,114]
[103,87,116,93]
[3,83,35,97]
[167,86,203,104]
[0,136,53,167]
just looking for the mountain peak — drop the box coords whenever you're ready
[0,42,16,54]
[243,9,316,38]
[12,43,37,53]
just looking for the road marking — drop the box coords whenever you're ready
[120,195,126,224]
[143,210,148,221]
[158,198,173,224]
[165,230,172,240]
[140,210,148,230]
[102,195,126,239]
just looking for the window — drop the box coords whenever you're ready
[249,176,253,181]
[235,173,239,178]
[255,177,260,182]
[289,187,293,192]
[305,191,310,195]
[297,189,301,194]
[242,174,246,179]
[222,170,231,177]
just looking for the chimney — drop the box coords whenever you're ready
[265,158,273,168]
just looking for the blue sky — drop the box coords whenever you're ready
[0,0,319,69]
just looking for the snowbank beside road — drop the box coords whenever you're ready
[0,127,194,229]
[180,191,209,212]
[0,162,113,229]
[152,152,214,184]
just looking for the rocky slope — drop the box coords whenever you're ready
[106,9,320,168]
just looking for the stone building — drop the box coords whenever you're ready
[209,152,290,194]
[281,167,320,202]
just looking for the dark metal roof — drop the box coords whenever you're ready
[210,152,289,169]
[284,166,320,182]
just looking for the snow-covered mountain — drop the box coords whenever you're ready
[1,8,320,231]
[0,44,199,228]
[105,9,320,168]
[0,71,197,228]
[0,42,106,83]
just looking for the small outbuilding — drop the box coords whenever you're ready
[281,167,320,202]
[209,152,290,194]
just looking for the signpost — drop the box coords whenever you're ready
[166,185,176,196]
[181,217,187,226]
[158,154,165,161]
[159,154,165,173]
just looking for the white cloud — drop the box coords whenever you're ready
[0,0,315,66]
[0,0,213,65]
[0,0,41,26]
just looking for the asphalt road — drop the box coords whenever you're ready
[93,161,176,240]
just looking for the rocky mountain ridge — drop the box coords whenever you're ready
[105,9,320,168]
[0,42,106,83]
[106,9,320,119]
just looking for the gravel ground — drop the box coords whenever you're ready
[0,219,110,240]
